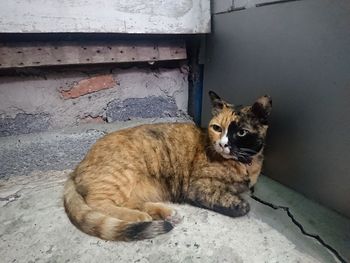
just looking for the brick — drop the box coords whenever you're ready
[60,74,116,99]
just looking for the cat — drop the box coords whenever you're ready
[64,91,272,241]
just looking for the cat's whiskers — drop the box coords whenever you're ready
[239,148,258,155]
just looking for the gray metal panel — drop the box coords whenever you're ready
[212,0,234,14]
[202,0,350,217]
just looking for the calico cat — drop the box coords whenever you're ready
[64,91,272,241]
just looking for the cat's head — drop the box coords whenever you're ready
[207,91,272,164]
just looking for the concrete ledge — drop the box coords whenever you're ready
[0,117,192,178]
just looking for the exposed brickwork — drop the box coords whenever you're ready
[60,75,116,99]
[0,67,188,135]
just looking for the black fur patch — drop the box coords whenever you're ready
[185,198,250,218]
[232,181,250,194]
[227,122,263,154]
[147,129,164,140]
[185,198,207,210]
[163,221,174,232]
[123,221,173,240]
[212,201,250,218]
[123,221,152,240]
[251,99,271,125]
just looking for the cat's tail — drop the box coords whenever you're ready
[63,177,173,241]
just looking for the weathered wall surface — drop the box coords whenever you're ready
[0,0,210,33]
[0,66,188,136]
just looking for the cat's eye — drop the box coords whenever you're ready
[237,129,249,137]
[211,124,222,133]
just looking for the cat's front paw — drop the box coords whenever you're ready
[212,199,250,218]
[235,199,250,216]
[232,180,250,194]
[165,209,183,226]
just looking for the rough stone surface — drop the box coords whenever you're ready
[60,74,116,99]
[106,96,179,122]
[0,67,188,135]
[0,113,50,137]
[0,129,104,178]
[0,118,192,178]
[0,170,339,263]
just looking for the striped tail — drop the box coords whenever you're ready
[63,177,173,241]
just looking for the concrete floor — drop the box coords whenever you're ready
[1,119,349,263]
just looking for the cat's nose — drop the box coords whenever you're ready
[219,143,228,148]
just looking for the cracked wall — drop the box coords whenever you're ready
[0,66,189,137]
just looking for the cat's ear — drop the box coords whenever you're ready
[251,95,272,125]
[209,91,231,115]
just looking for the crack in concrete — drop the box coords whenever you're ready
[0,192,21,206]
[255,0,302,7]
[213,0,303,15]
[213,7,245,15]
[250,194,347,263]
